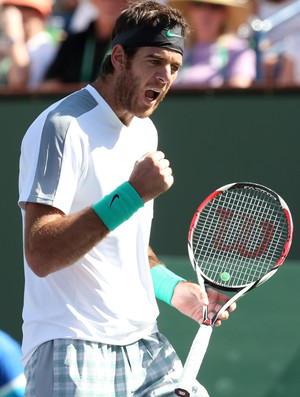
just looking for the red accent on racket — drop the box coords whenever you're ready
[175,182,293,397]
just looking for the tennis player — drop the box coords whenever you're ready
[18,1,236,396]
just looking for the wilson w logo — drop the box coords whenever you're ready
[213,208,275,258]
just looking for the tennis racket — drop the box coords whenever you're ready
[175,182,293,397]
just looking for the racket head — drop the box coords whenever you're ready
[188,182,293,291]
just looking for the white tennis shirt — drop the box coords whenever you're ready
[18,85,160,365]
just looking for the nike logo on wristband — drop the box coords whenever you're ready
[110,194,120,207]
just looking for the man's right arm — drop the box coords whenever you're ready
[24,151,173,277]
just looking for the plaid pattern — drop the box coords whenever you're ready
[24,333,209,397]
[24,349,38,397]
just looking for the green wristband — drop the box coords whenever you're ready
[151,264,186,306]
[92,182,144,231]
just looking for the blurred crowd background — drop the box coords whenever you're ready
[0,0,299,90]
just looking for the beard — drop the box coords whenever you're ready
[114,64,168,119]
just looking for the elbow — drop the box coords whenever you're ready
[30,266,50,278]
[25,249,55,278]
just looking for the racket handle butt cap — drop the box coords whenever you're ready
[175,388,190,397]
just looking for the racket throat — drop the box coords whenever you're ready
[203,306,212,325]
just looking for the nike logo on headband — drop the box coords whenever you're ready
[166,30,182,38]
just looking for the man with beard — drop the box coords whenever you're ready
[18,1,236,396]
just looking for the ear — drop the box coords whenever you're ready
[111,45,126,71]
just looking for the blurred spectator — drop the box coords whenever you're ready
[254,0,300,85]
[283,34,300,85]
[170,0,256,88]
[66,0,167,34]
[51,0,91,36]
[43,0,129,87]
[0,329,26,397]
[67,0,99,33]
[0,0,57,88]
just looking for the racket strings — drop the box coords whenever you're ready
[192,188,289,288]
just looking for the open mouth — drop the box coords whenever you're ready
[145,89,160,103]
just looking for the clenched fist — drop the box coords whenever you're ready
[129,151,174,202]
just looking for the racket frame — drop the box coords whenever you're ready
[175,182,293,397]
[188,182,293,292]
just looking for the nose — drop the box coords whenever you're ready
[156,65,172,85]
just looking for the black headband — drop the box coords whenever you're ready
[111,25,184,56]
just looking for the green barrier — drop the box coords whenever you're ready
[150,88,300,259]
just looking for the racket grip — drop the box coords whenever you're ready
[175,324,213,396]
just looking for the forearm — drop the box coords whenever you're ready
[25,205,109,277]
[7,42,29,86]
[3,6,29,87]
[148,247,185,305]
[25,152,173,277]
[148,246,161,269]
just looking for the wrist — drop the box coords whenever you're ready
[92,181,144,231]
[151,264,186,306]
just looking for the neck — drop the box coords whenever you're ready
[24,18,45,41]
[92,77,134,126]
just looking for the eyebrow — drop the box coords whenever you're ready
[145,52,183,69]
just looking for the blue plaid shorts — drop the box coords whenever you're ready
[24,332,209,397]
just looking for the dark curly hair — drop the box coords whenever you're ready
[101,0,189,76]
